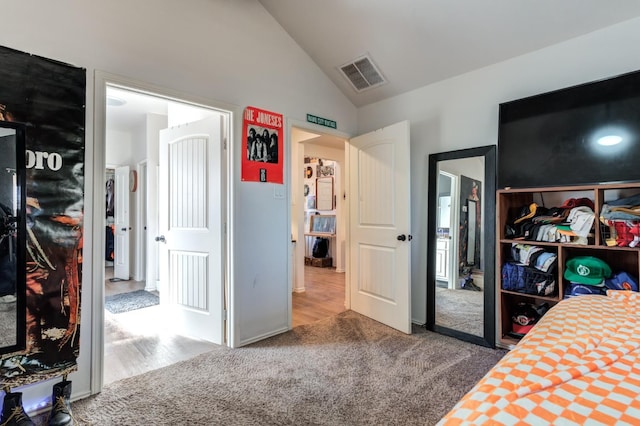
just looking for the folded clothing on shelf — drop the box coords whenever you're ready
[502,262,556,297]
[506,200,595,245]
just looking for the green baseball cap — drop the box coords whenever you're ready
[564,256,612,285]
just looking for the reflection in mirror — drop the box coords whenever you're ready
[0,121,26,355]
[427,146,495,347]
[435,158,484,336]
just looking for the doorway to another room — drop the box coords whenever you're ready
[101,84,227,385]
[291,127,347,327]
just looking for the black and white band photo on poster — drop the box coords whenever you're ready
[246,125,278,164]
[241,106,283,183]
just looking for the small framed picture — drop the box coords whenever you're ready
[306,195,316,210]
[316,177,334,211]
[310,214,336,234]
[318,165,334,177]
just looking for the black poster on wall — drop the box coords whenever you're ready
[459,175,482,273]
[0,45,85,387]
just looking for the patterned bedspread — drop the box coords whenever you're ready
[439,291,640,425]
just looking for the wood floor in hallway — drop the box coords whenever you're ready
[292,265,346,328]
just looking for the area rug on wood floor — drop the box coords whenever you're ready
[104,290,159,314]
[70,310,506,426]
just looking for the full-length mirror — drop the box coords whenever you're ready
[0,120,26,355]
[427,146,495,347]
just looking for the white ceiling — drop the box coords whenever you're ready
[107,1,640,132]
[258,0,640,107]
[106,87,168,132]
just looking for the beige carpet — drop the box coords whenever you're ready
[435,287,484,336]
[70,311,505,425]
[0,303,16,347]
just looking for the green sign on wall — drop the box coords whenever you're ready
[306,114,337,129]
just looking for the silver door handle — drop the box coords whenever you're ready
[155,235,166,243]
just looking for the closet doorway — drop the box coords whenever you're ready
[101,84,224,385]
[291,126,347,327]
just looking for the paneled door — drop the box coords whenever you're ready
[158,116,224,344]
[348,121,412,333]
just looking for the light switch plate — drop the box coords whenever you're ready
[274,186,285,199]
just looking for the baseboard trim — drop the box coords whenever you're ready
[237,327,289,347]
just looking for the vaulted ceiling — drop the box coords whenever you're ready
[258,0,640,107]
[108,2,640,132]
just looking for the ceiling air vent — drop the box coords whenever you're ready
[339,55,386,93]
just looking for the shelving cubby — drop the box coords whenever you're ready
[496,183,640,348]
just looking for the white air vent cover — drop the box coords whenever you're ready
[339,55,386,93]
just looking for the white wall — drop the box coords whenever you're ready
[357,17,640,324]
[105,130,132,166]
[2,0,357,410]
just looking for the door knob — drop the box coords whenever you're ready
[397,234,406,241]
[155,235,166,243]
[121,228,127,231]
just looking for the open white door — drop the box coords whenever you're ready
[348,120,411,333]
[113,165,130,280]
[158,116,224,344]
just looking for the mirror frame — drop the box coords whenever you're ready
[0,120,26,356]
[426,145,496,348]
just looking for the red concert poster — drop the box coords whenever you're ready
[241,106,283,184]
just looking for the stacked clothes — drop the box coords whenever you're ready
[510,243,557,273]
[505,198,595,245]
[600,192,640,247]
[501,244,557,296]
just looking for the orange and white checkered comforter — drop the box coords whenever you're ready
[439,290,640,425]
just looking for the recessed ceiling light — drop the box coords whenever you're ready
[107,96,126,107]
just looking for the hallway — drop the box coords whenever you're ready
[293,266,345,327]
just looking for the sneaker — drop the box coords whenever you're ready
[0,294,17,303]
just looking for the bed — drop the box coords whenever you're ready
[439,290,640,425]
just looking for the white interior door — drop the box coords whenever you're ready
[348,120,411,334]
[114,165,130,280]
[158,116,224,344]
[448,175,459,289]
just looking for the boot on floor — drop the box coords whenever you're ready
[0,392,35,426]
[48,380,73,426]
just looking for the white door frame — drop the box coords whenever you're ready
[137,160,150,286]
[286,118,351,328]
[438,170,459,289]
[91,70,238,393]
[113,165,131,280]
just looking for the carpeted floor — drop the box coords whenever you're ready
[104,290,159,314]
[70,310,505,425]
[0,303,16,347]
[435,287,484,336]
